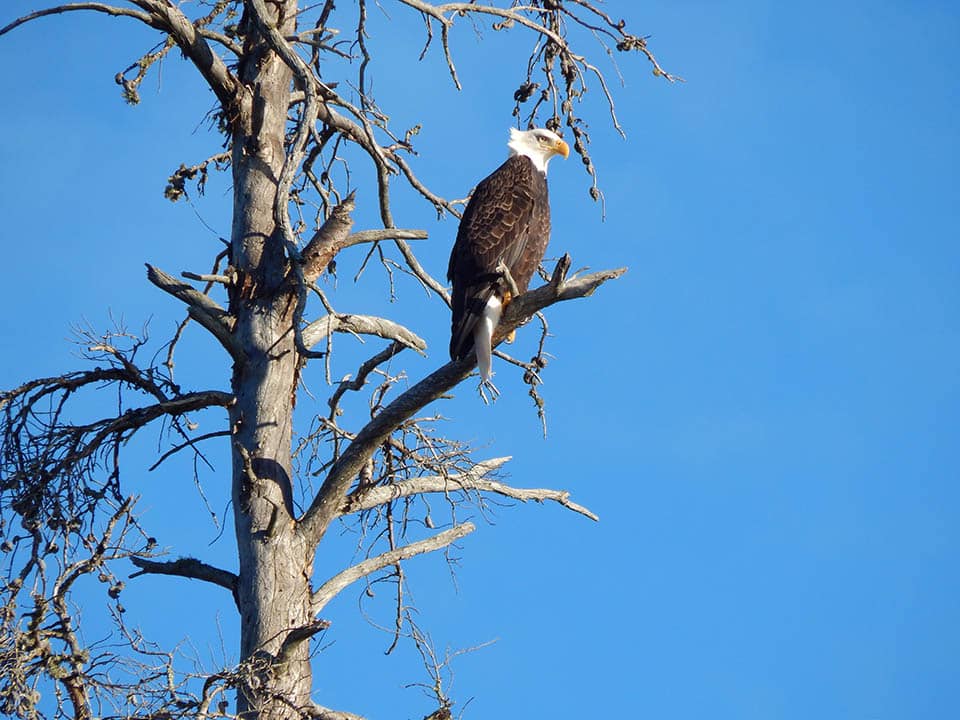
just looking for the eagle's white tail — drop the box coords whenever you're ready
[473,296,502,381]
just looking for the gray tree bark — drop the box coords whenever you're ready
[226,3,317,715]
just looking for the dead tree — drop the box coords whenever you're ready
[0,2,675,718]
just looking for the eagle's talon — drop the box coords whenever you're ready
[478,377,501,404]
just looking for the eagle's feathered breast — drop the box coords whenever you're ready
[448,154,550,360]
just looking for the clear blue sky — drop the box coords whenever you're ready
[2,1,959,718]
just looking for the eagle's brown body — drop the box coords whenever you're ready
[447,154,551,361]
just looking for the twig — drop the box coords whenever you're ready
[148,430,231,472]
[182,271,232,285]
[327,341,411,417]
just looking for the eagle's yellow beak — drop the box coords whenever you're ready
[554,138,570,159]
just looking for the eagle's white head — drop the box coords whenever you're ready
[507,127,570,174]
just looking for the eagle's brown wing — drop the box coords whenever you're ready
[448,155,550,360]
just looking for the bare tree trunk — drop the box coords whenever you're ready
[227,2,314,716]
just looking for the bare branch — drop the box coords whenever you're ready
[500,254,627,324]
[145,263,240,360]
[302,314,427,354]
[397,0,566,46]
[367,475,596,522]
[326,341,410,416]
[344,228,429,247]
[312,523,475,612]
[393,236,452,305]
[76,391,232,461]
[3,366,147,410]
[130,556,239,598]
[182,271,231,285]
[165,151,232,202]
[340,455,597,520]
[1,3,154,36]
[4,389,232,494]
[342,457,510,514]
[1,2,242,58]
[147,429,230,472]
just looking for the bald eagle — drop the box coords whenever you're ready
[448,127,569,396]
